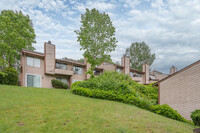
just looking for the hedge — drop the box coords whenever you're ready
[71,72,191,124]
[51,79,68,89]
[191,109,200,126]
[0,67,18,85]
[71,85,190,123]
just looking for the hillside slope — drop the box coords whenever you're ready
[0,85,196,133]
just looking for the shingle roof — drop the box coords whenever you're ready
[153,60,200,86]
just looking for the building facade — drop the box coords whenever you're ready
[20,41,157,89]
[154,61,200,120]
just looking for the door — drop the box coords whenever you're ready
[26,74,41,87]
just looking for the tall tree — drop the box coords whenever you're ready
[125,42,156,71]
[61,57,84,63]
[0,10,36,69]
[75,8,117,77]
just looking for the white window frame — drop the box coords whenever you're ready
[26,56,41,68]
[25,73,41,88]
[73,66,83,75]
[56,62,67,70]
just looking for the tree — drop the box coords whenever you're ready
[77,58,84,63]
[125,42,156,71]
[75,8,117,77]
[61,57,84,63]
[0,10,36,69]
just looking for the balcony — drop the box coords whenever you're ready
[132,77,142,82]
[55,68,73,76]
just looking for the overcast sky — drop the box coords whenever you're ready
[1,0,200,74]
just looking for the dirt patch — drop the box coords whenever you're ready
[17,122,24,126]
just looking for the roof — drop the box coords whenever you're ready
[130,68,145,74]
[151,70,163,75]
[56,59,86,67]
[114,64,124,68]
[21,49,44,58]
[22,49,86,66]
[94,67,104,71]
[153,60,200,86]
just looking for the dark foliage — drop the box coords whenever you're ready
[51,79,68,89]
[0,67,18,85]
[191,110,200,126]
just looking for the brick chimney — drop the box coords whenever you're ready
[44,41,55,74]
[170,66,177,75]
[142,64,150,84]
[121,55,130,75]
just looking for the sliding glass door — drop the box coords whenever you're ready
[26,74,41,87]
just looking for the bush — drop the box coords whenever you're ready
[71,72,192,124]
[191,110,200,126]
[76,72,157,103]
[0,67,18,85]
[150,104,188,123]
[51,79,68,89]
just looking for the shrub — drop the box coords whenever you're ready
[191,109,200,126]
[0,67,18,85]
[51,79,68,89]
[0,71,7,84]
[71,72,190,124]
[150,104,188,123]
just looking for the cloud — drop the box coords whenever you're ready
[73,1,116,13]
[1,0,200,74]
[120,0,141,8]
[110,0,200,73]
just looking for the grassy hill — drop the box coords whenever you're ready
[0,85,196,133]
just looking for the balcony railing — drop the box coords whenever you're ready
[55,68,73,76]
[132,77,142,82]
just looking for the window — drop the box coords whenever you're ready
[93,70,101,75]
[56,63,67,69]
[149,75,156,80]
[116,68,121,73]
[134,73,141,77]
[130,72,134,77]
[26,74,41,87]
[27,56,40,68]
[73,66,82,74]
[56,78,68,84]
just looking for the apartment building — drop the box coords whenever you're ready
[150,70,169,81]
[20,41,157,88]
[154,61,200,120]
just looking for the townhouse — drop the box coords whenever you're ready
[20,41,159,88]
[154,61,200,120]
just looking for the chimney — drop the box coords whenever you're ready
[170,66,177,75]
[44,41,55,74]
[142,64,149,84]
[47,41,51,44]
[121,55,130,75]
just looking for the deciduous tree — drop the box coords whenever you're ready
[75,8,117,77]
[125,42,155,71]
[0,10,36,69]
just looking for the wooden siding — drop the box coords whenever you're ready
[160,63,200,120]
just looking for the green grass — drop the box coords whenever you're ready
[0,85,196,133]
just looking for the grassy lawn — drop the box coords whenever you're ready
[0,85,196,133]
